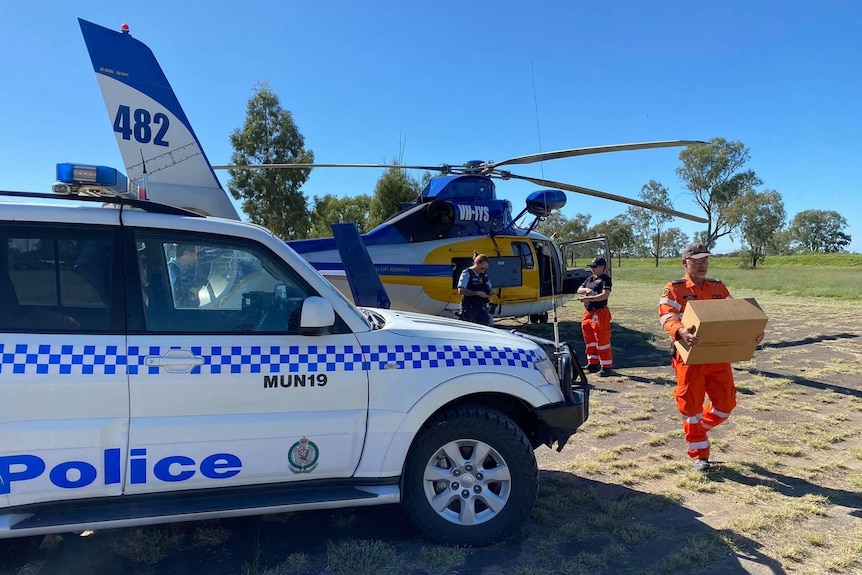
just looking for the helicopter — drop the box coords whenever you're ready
[78,18,707,322]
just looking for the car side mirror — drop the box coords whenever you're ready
[299,296,336,333]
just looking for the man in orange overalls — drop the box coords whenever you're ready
[578,257,613,377]
[658,242,763,472]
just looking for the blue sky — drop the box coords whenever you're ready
[1,0,860,253]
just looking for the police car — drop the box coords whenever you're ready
[0,164,589,545]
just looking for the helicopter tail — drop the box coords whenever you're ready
[331,223,391,309]
[78,19,239,220]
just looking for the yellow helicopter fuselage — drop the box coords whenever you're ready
[306,233,577,319]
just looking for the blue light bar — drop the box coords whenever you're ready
[56,163,129,194]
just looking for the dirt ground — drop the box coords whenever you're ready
[527,289,862,575]
[1,287,860,575]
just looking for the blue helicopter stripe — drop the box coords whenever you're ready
[287,237,339,254]
[287,224,406,254]
[313,262,453,278]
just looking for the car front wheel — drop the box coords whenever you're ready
[402,406,538,545]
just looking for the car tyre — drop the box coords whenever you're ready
[402,406,538,545]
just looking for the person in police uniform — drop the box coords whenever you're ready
[658,242,764,473]
[577,257,613,377]
[457,252,492,325]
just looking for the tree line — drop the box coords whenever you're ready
[227,83,425,241]
[227,84,852,267]
[535,138,851,267]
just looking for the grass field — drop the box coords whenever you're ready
[1,265,860,575]
[611,254,862,300]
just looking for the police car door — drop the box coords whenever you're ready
[123,227,368,495]
[0,219,128,507]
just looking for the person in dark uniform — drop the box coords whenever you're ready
[457,252,492,325]
[577,256,613,376]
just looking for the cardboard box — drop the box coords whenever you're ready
[674,298,768,365]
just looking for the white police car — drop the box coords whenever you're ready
[0,165,589,545]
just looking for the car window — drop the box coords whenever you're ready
[135,232,317,334]
[0,226,117,332]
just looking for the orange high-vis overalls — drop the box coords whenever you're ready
[581,308,613,369]
[658,276,734,461]
[580,273,613,369]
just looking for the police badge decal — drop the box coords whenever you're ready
[288,436,319,473]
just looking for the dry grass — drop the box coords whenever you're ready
[193,523,231,548]
[509,283,862,574]
[110,526,184,565]
[416,544,467,575]
[326,539,401,575]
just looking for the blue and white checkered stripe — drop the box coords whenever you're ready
[0,343,126,375]
[0,343,539,376]
[361,344,536,371]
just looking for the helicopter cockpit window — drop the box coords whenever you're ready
[512,242,535,269]
[135,233,318,334]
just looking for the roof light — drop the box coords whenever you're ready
[54,163,139,198]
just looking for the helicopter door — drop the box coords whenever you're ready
[559,236,612,295]
[451,256,523,289]
[530,239,562,298]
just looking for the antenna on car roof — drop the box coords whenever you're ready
[139,150,150,201]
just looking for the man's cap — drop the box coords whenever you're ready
[682,242,711,260]
[587,257,607,268]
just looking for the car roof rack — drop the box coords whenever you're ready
[0,190,205,218]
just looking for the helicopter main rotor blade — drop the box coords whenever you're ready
[507,173,708,223]
[212,162,442,171]
[491,140,705,170]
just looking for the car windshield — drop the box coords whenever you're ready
[277,237,369,320]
